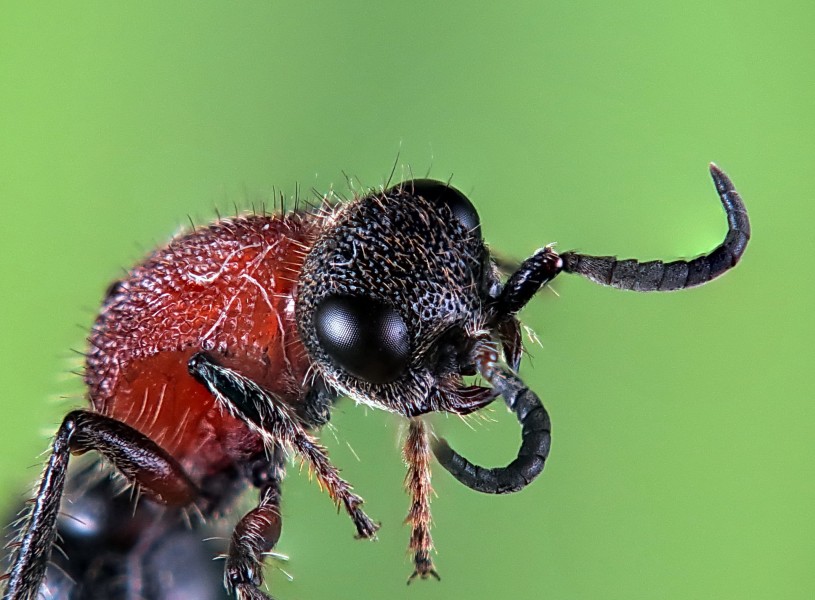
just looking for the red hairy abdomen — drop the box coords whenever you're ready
[85,213,317,478]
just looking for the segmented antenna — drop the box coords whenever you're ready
[560,164,750,291]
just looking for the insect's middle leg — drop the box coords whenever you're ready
[227,477,283,600]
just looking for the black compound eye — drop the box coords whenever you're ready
[402,179,481,236]
[314,295,411,384]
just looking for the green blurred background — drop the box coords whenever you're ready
[1,2,812,599]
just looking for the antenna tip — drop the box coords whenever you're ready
[708,162,734,194]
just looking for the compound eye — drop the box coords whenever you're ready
[314,295,410,384]
[404,179,481,236]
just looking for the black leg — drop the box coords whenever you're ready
[227,480,283,600]
[432,344,552,494]
[2,410,197,600]
[188,352,379,540]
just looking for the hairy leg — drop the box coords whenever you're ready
[403,420,439,583]
[2,410,197,600]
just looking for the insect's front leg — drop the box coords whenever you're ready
[188,352,379,539]
[403,419,440,583]
[2,411,197,600]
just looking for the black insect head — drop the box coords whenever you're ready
[296,180,500,417]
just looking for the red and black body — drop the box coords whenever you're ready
[3,165,749,600]
[87,212,320,480]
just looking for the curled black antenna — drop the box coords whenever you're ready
[432,364,551,494]
[560,164,750,291]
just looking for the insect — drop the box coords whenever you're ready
[2,164,749,600]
